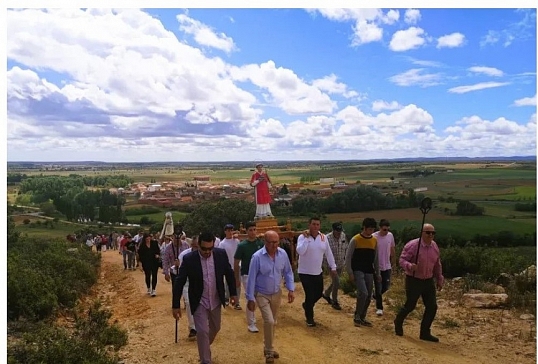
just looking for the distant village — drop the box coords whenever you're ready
[109,175,429,208]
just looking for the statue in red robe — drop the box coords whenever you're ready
[250,163,273,218]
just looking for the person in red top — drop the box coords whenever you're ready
[250,163,273,218]
[394,223,444,342]
[120,233,134,270]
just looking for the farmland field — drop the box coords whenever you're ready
[8,160,536,239]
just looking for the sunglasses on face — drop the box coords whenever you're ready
[200,246,214,252]
[424,231,436,236]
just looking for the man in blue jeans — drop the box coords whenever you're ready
[344,217,380,327]
[373,219,396,316]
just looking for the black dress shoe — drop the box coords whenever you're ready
[420,334,439,342]
[394,319,403,336]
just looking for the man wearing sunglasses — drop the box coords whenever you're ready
[372,219,396,316]
[394,223,444,343]
[172,232,237,364]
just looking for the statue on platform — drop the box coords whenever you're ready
[160,211,175,239]
[250,162,273,218]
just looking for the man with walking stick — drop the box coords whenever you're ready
[172,232,237,363]
[394,198,444,342]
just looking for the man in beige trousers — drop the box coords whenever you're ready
[246,230,295,364]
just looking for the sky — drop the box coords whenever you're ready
[5,7,538,162]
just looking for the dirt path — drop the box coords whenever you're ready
[93,251,536,364]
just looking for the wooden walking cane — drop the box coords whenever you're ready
[413,197,432,277]
[175,319,178,343]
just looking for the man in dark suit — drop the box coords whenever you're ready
[172,231,237,364]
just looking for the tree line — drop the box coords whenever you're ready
[16,175,129,223]
[290,185,425,215]
[9,172,133,189]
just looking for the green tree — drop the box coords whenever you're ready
[181,199,255,236]
[455,200,484,216]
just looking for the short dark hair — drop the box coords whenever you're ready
[379,219,390,227]
[309,217,321,223]
[142,233,151,241]
[362,217,377,229]
[198,232,215,244]
[245,221,256,230]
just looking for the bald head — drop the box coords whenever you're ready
[264,230,280,255]
[421,223,436,244]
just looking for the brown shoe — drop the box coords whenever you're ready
[265,354,274,364]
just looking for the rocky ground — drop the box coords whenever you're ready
[91,250,536,364]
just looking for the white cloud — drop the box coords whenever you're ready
[437,32,465,48]
[335,104,434,137]
[449,115,531,135]
[229,60,336,114]
[480,9,537,48]
[404,9,421,24]
[480,30,500,47]
[513,94,537,106]
[389,68,442,87]
[382,9,400,25]
[6,8,536,162]
[352,20,383,46]
[468,66,504,77]
[177,14,236,53]
[411,59,444,68]
[311,74,358,98]
[448,82,511,94]
[371,100,402,112]
[389,27,427,52]
[307,8,402,47]
[306,8,382,22]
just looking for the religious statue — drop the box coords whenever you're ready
[160,211,175,239]
[250,162,273,218]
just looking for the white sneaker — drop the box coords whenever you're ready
[147,288,151,295]
[248,324,259,333]
[151,290,156,297]
[376,309,383,316]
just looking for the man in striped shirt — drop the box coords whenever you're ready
[322,222,348,310]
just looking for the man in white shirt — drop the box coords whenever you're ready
[372,219,396,316]
[219,223,241,309]
[296,217,337,327]
[177,236,200,339]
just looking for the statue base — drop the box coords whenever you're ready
[254,216,279,234]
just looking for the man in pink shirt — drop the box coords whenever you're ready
[372,219,396,316]
[172,232,237,364]
[394,223,444,342]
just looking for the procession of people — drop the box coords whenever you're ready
[94,162,444,364]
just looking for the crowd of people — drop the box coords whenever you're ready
[167,217,443,364]
[85,215,443,364]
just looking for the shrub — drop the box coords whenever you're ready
[339,272,356,297]
[8,302,127,364]
[8,238,100,321]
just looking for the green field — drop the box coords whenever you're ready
[9,161,536,239]
[389,215,536,237]
[16,222,77,240]
[125,210,187,224]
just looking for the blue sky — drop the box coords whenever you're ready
[6,8,537,162]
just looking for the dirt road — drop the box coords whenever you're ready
[93,251,536,364]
